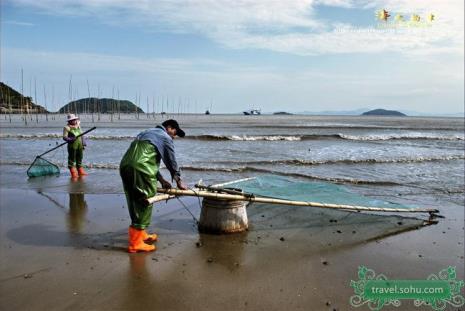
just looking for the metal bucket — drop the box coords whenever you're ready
[198,198,248,234]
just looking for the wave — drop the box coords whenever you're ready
[188,134,304,141]
[2,153,462,170]
[1,133,463,141]
[210,155,465,166]
[3,158,461,186]
[0,160,121,169]
[338,133,464,141]
[248,125,463,131]
[0,134,134,140]
[4,154,462,171]
[179,165,400,185]
[180,133,464,141]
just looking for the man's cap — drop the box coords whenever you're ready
[162,119,185,137]
[67,114,79,122]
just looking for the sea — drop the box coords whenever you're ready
[0,113,463,209]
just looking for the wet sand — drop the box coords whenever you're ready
[0,172,463,310]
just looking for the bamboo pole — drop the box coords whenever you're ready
[148,188,439,214]
[21,69,27,125]
[211,177,256,188]
[117,88,121,120]
[97,84,101,121]
[43,85,48,122]
[34,77,38,123]
[86,79,94,123]
[7,87,12,123]
[149,178,257,203]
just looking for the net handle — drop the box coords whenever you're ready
[38,126,96,157]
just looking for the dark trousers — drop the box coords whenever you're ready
[68,146,83,169]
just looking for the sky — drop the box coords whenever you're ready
[1,0,464,114]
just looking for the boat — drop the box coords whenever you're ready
[243,108,261,115]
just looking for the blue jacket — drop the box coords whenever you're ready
[136,125,181,181]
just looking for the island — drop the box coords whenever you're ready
[0,82,48,113]
[59,98,144,114]
[361,109,406,116]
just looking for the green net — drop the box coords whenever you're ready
[27,156,61,178]
[221,176,428,239]
[226,175,411,209]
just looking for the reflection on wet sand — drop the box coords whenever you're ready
[196,232,248,272]
[122,254,157,310]
[67,193,88,233]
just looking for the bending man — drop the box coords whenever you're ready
[120,119,188,253]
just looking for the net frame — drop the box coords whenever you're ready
[27,156,61,177]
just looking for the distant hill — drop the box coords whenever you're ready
[59,98,144,114]
[0,82,48,113]
[361,109,406,116]
[273,111,293,115]
[299,108,369,116]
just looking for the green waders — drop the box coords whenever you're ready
[120,140,159,229]
[67,127,84,169]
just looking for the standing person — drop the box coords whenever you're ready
[63,114,88,179]
[120,119,188,253]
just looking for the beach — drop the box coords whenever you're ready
[0,114,464,310]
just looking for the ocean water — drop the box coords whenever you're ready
[0,114,463,208]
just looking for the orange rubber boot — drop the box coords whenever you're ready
[78,167,88,176]
[69,167,79,179]
[142,230,158,243]
[128,226,156,253]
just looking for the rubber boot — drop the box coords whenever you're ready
[142,230,158,243]
[69,167,79,179]
[77,167,88,176]
[128,226,156,253]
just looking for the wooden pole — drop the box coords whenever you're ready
[117,88,121,120]
[87,79,94,123]
[148,188,439,214]
[34,77,38,123]
[111,86,115,122]
[43,85,48,122]
[7,87,12,123]
[97,84,101,121]
[21,69,27,125]
[210,177,256,188]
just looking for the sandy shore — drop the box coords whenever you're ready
[0,170,463,310]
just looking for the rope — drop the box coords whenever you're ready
[190,187,203,212]
[175,196,199,225]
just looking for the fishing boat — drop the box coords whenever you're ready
[243,108,261,115]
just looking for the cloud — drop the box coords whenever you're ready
[2,46,462,113]
[7,0,463,56]
[3,20,35,26]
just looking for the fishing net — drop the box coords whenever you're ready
[226,175,411,209]
[221,176,428,239]
[27,156,60,177]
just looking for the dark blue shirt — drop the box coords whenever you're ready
[136,125,181,181]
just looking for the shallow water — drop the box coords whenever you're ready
[0,114,464,310]
[0,114,463,207]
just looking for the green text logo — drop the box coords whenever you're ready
[350,266,464,310]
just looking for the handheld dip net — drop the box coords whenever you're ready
[27,127,96,178]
